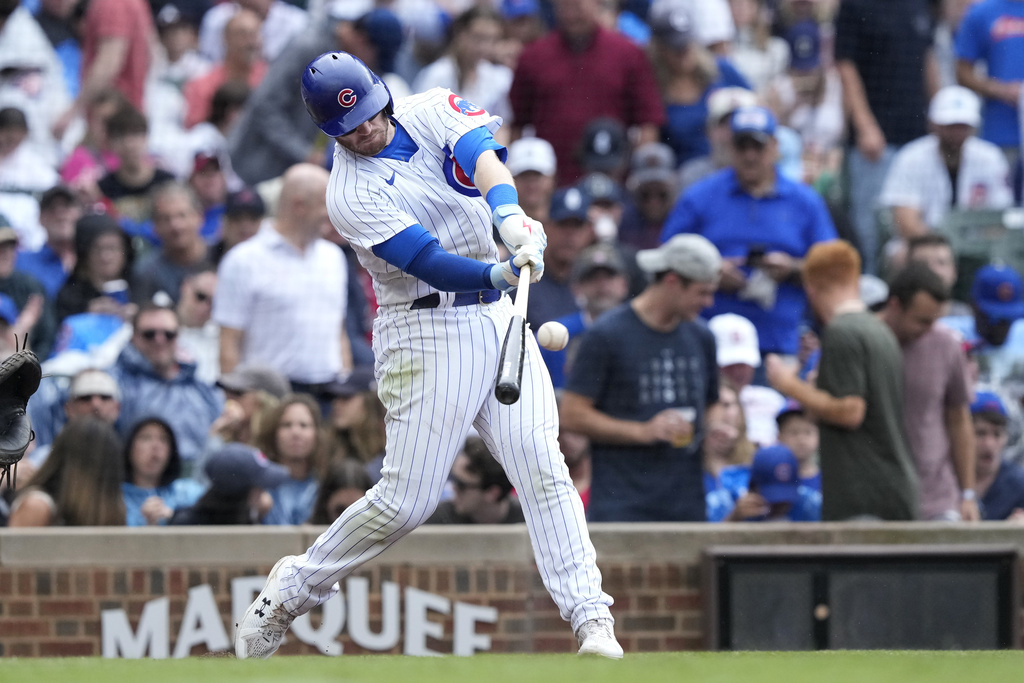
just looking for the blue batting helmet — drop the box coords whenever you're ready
[300,52,393,137]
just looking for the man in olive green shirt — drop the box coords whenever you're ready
[766,240,918,520]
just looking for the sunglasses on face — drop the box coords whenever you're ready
[140,328,178,341]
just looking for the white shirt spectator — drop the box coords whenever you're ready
[177,320,221,385]
[412,56,513,123]
[198,1,308,63]
[879,134,1012,230]
[213,224,348,384]
[765,69,845,155]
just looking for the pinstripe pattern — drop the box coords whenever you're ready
[276,88,613,636]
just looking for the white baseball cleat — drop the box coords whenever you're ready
[576,618,624,659]
[235,555,297,659]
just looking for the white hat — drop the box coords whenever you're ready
[707,87,758,124]
[928,86,981,127]
[709,313,761,368]
[69,369,121,401]
[636,234,722,282]
[506,137,556,177]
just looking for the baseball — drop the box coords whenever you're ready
[537,321,569,351]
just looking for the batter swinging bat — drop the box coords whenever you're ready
[495,263,532,405]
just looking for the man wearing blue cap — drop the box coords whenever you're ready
[661,105,837,367]
[970,391,1024,521]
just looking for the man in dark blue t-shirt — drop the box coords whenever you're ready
[560,234,722,522]
[972,390,1024,520]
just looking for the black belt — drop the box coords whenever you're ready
[410,290,500,310]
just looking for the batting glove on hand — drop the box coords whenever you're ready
[494,205,546,254]
[489,258,522,292]
[513,242,545,282]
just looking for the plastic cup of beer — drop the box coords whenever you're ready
[671,407,697,448]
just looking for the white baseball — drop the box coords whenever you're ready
[537,321,569,351]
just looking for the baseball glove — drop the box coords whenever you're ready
[0,346,41,489]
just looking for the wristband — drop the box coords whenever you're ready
[961,489,976,502]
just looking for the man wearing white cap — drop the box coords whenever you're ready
[880,85,1012,243]
[561,233,722,521]
[504,137,557,226]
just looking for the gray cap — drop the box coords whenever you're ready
[216,363,291,399]
[205,443,289,495]
[572,243,627,282]
[636,234,722,281]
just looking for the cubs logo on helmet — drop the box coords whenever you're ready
[448,93,485,117]
[442,146,480,197]
[338,89,357,107]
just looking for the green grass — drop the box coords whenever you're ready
[4,651,1024,683]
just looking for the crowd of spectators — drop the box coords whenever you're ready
[3,0,1024,529]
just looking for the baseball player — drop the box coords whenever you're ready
[235,52,622,659]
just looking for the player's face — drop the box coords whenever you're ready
[974,417,1007,476]
[335,110,392,157]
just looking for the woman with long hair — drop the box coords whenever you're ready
[325,372,387,484]
[55,212,134,324]
[307,457,373,525]
[121,417,203,526]
[9,417,125,526]
[703,383,758,522]
[255,393,327,525]
[649,5,751,167]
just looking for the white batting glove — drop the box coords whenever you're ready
[494,205,547,254]
[513,242,545,282]
[489,259,522,292]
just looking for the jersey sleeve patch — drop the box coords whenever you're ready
[447,93,487,117]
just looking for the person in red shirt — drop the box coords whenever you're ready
[509,0,665,185]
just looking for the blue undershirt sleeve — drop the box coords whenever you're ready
[452,127,506,184]
[372,224,495,292]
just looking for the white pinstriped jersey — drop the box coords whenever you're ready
[326,88,503,306]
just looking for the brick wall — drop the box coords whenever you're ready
[1,524,1021,657]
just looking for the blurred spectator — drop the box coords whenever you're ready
[708,312,786,446]
[131,181,211,306]
[175,266,219,384]
[413,5,512,140]
[728,0,789,91]
[8,417,125,527]
[111,303,223,471]
[618,142,679,250]
[256,393,327,525]
[53,0,156,139]
[0,219,53,359]
[578,172,628,245]
[504,137,557,226]
[183,81,250,194]
[16,186,82,300]
[59,88,126,205]
[215,164,351,396]
[661,106,837,358]
[526,187,596,330]
[0,0,69,169]
[703,383,756,522]
[955,0,1024,158]
[647,4,750,168]
[323,365,385,482]
[152,4,210,92]
[677,85,757,191]
[971,390,1024,521]
[226,3,365,187]
[97,103,176,232]
[500,0,548,66]
[766,240,919,521]
[189,153,228,243]
[539,243,630,389]
[510,0,665,185]
[307,457,372,524]
[169,442,286,524]
[576,118,631,184]
[121,416,203,526]
[775,399,821,491]
[183,8,266,130]
[881,262,978,521]
[199,0,307,64]
[34,0,83,98]
[26,368,121,475]
[835,0,936,275]
[934,0,979,89]
[337,7,412,102]
[942,263,1024,389]
[210,362,288,446]
[879,86,1011,245]
[762,19,844,186]
[0,107,59,196]
[55,213,134,330]
[210,184,264,265]
[560,234,722,521]
[729,444,819,521]
[426,436,525,524]
[650,0,737,55]
[906,233,971,316]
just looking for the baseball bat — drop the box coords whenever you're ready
[494,263,532,405]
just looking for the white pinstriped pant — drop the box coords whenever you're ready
[279,294,613,632]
